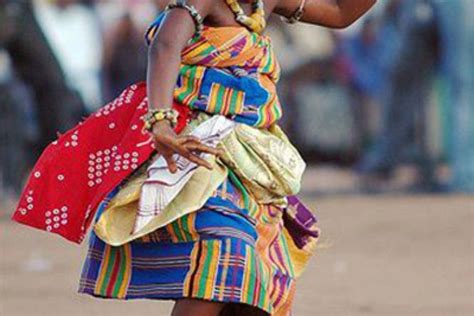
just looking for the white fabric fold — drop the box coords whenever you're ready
[134,115,236,234]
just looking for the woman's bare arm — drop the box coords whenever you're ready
[275,0,377,29]
[147,1,213,112]
[147,0,221,173]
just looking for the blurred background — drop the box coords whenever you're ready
[0,0,473,315]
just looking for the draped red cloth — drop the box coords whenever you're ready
[12,83,190,244]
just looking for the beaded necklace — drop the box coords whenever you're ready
[225,0,266,33]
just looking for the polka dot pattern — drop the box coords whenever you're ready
[19,190,34,215]
[45,205,69,231]
[11,83,157,243]
[95,85,137,118]
[87,147,140,188]
[65,130,80,148]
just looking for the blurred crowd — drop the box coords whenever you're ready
[0,0,473,199]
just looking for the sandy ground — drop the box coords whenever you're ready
[1,194,473,316]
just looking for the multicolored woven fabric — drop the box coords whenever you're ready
[79,172,319,316]
[146,13,282,128]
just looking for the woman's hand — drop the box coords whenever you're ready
[151,120,222,173]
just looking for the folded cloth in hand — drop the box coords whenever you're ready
[134,115,235,234]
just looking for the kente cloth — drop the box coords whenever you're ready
[79,173,319,316]
[92,113,307,246]
[12,19,286,244]
[12,14,320,316]
[146,13,282,128]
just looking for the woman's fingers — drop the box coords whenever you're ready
[186,142,223,156]
[155,135,224,171]
[181,137,223,156]
[163,153,178,174]
[185,153,213,170]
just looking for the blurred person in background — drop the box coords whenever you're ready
[267,17,336,138]
[33,0,104,112]
[103,13,147,100]
[12,1,376,315]
[434,0,474,193]
[0,0,85,197]
[355,0,440,192]
[342,11,399,153]
[356,0,474,193]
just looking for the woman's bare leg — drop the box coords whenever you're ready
[171,299,225,316]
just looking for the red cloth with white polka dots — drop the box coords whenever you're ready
[11,83,190,244]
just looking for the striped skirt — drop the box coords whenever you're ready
[78,171,319,315]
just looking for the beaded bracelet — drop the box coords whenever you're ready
[143,108,179,131]
[283,0,307,24]
[167,0,204,35]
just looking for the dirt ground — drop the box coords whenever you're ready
[1,194,473,316]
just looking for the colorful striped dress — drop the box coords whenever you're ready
[78,13,320,316]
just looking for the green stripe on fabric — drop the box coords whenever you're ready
[257,257,266,308]
[280,233,296,277]
[229,90,240,114]
[100,246,117,295]
[200,45,216,58]
[197,240,215,297]
[182,215,193,241]
[176,66,198,102]
[112,247,126,296]
[246,246,256,304]
[171,220,186,242]
[214,85,226,114]
[228,170,250,210]
[262,53,273,73]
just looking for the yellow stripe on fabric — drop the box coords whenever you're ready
[242,244,256,304]
[166,223,179,243]
[111,246,126,296]
[256,256,267,308]
[207,83,221,113]
[260,264,271,310]
[191,242,207,296]
[171,220,185,242]
[117,244,132,298]
[183,242,201,297]
[218,239,231,300]
[186,213,199,240]
[203,240,220,298]
[184,67,205,105]
[94,244,111,295]
[193,240,216,298]
[279,231,296,277]
[174,66,205,106]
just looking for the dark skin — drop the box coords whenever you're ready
[147,1,376,314]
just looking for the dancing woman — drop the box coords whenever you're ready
[12,1,375,315]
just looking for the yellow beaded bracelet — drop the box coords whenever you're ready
[143,108,179,131]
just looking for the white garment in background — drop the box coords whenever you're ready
[33,0,103,112]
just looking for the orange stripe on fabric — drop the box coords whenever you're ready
[218,239,231,300]
[94,244,111,295]
[105,247,121,296]
[166,224,179,243]
[182,67,205,105]
[117,244,132,298]
[191,241,208,296]
[204,240,221,298]
[183,242,201,296]
[187,213,198,240]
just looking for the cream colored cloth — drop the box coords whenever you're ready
[135,115,236,234]
[94,115,306,246]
